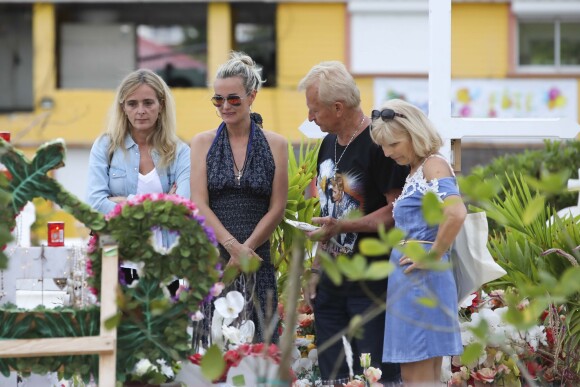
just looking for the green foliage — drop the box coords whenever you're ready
[201,345,226,382]
[87,196,221,381]
[115,279,191,383]
[0,306,100,383]
[0,171,13,268]
[471,139,580,212]
[465,170,580,368]
[0,139,106,234]
[0,140,220,383]
[272,141,321,293]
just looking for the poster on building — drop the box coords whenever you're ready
[374,78,578,121]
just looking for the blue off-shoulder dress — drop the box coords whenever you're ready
[382,157,463,363]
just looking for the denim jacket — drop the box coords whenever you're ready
[86,134,191,215]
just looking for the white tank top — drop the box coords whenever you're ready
[137,168,163,194]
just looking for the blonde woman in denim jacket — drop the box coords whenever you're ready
[86,69,190,288]
[87,69,190,216]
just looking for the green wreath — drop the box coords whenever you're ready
[88,193,220,382]
[1,140,221,383]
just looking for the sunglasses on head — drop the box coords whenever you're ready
[211,94,247,107]
[371,108,407,121]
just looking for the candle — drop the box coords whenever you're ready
[47,221,65,247]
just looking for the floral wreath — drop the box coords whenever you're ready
[87,193,221,382]
[88,193,219,303]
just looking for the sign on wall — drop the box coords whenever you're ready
[374,78,578,121]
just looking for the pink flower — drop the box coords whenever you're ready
[364,367,382,383]
[449,371,464,386]
[210,282,225,297]
[471,367,497,383]
[496,364,510,375]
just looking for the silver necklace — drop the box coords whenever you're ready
[334,116,366,178]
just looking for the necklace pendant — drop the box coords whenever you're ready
[236,170,242,185]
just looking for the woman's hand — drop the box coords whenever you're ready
[399,255,425,274]
[168,183,177,195]
[109,196,127,204]
[225,241,263,269]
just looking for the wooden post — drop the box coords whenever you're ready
[0,236,119,386]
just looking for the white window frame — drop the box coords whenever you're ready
[516,18,580,74]
[429,0,579,166]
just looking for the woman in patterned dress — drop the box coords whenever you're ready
[370,99,466,385]
[190,52,288,342]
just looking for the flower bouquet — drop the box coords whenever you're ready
[447,290,575,386]
[178,290,282,386]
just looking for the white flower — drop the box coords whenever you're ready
[364,367,382,383]
[133,358,155,376]
[307,348,318,365]
[191,310,204,322]
[156,359,174,379]
[214,291,245,319]
[211,310,225,349]
[460,293,477,309]
[525,325,547,351]
[238,319,255,343]
[292,346,302,361]
[292,357,313,373]
[293,379,312,387]
[222,325,243,346]
[295,337,313,347]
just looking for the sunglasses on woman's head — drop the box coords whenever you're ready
[371,108,407,121]
[211,94,246,107]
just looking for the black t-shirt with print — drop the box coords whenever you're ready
[316,125,409,296]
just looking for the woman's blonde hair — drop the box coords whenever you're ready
[370,99,442,158]
[106,69,178,167]
[298,61,360,108]
[215,51,265,94]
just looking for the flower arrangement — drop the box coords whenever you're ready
[86,193,221,384]
[125,358,181,385]
[342,353,382,387]
[447,290,576,386]
[184,290,284,385]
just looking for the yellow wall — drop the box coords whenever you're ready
[452,3,510,78]
[0,2,346,147]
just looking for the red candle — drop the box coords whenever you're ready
[0,132,10,142]
[47,221,65,246]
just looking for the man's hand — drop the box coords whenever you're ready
[307,216,341,242]
[303,270,320,307]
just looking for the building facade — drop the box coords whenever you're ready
[1,0,579,237]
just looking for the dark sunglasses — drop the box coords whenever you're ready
[211,94,247,107]
[371,109,407,121]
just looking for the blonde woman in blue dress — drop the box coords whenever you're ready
[370,99,466,386]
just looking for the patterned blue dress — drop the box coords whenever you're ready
[382,157,463,363]
[206,121,278,343]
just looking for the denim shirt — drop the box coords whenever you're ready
[86,134,191,215]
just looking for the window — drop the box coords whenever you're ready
[57,3,207,89]
[0,4,33,111]
[518,20,580,71]
[231,3,277,87]
[349,1,429,74]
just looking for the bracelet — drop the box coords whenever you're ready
[222,237,236,250]
[309,268,321,275]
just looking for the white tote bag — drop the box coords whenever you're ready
[451,211,507,305]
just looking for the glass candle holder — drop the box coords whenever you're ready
[47,221,65,247]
